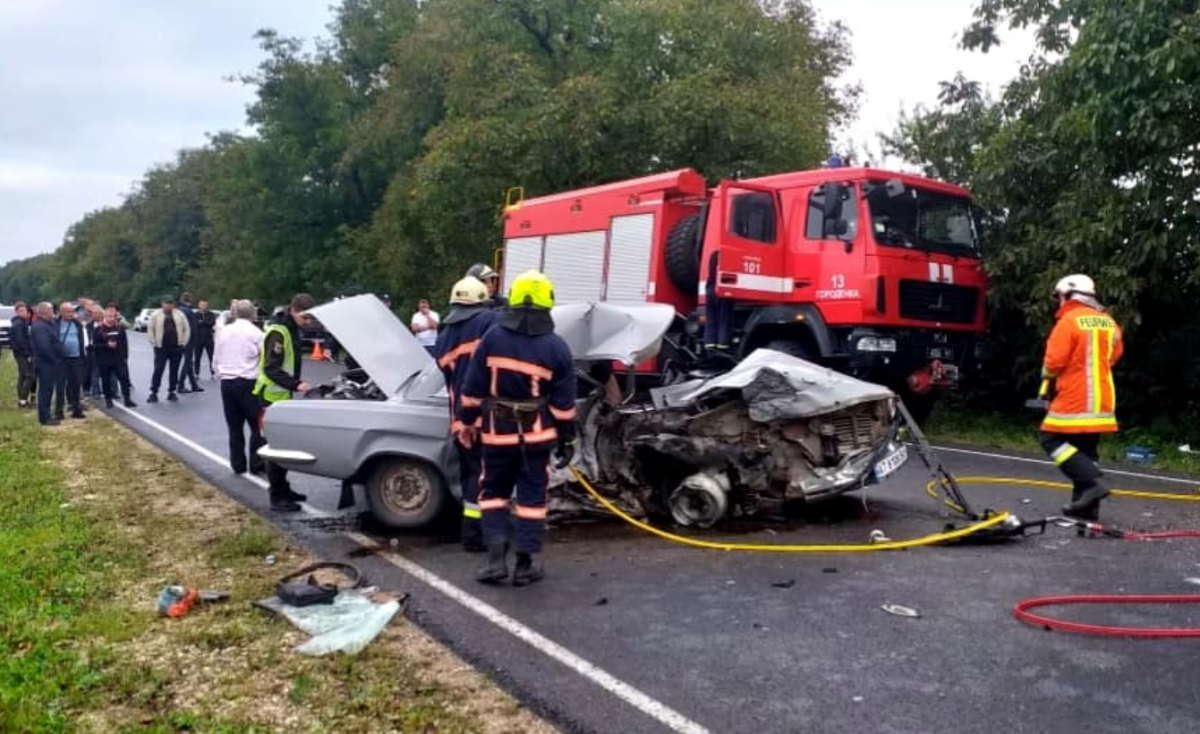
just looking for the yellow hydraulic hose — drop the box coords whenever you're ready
[569,466,1013,553]
[926,476,1200,516]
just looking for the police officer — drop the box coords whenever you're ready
[466,263,508,309]
[433,276,498,553]
[459,271,577,586]
[1038,274,1124,519]
[254,293,316,512]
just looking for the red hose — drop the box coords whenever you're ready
[1120,529,1200,540]
[1014,595,1200,638]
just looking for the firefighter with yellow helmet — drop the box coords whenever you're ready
[433,276,498,552]
[458,270,577,585]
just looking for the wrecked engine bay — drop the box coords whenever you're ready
[562,350,908,528]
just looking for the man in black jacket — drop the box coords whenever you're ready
[194,299,217,378]
[11,302,36,408]
[176,293,203,394]
[93,302,137,409]
[30,302,65,425]
[253,293,315,511]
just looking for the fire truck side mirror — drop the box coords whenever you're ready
[821,182,850,240]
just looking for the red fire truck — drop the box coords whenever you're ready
[499,166,988,410]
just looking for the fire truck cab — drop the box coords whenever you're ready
[500,166,988,408]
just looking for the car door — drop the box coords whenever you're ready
[711,181,788,302]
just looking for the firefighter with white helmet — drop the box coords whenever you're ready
[1038,273,1124,518]
[433,276,498,552]
[458,270,577,585]
[466,263,507,309]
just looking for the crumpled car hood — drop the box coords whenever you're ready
[551,303,675,365]
[651,349,895,421]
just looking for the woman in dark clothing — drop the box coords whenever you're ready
[92,302,137,409]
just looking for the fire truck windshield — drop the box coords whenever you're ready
[866,182,978,255]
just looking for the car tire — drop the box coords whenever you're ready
[364,458,448,530]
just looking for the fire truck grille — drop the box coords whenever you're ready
[898,281,978,324]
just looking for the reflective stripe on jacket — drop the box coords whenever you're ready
[1041,300,1123,434]
[434,310,498,433]
[457,325,577,447]
[253,323,295,403]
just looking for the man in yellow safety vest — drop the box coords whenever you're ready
[254,293,316,512]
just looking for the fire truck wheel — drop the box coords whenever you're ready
[665,214,704,292]
[763,338,814,360]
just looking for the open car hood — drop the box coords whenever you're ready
[311,298,675,396]
[307,294,432,396]
[550,303,674,365]
[651,349,895,421]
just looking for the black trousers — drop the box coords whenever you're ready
[222,378,264,473]
[703,290,734,348]
[196,336,215,374]
[1039,431,1105,517]
[456,441,484,547]
[259,396,291,494]
[36,362,59,423]
[177,342,200,389]
[98,361,132,401]
[16,353,35,403]
[151,347,183,395]
[55,357,85,416]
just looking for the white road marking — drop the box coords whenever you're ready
[347,532,715,734]
[932,444,1198,486]
[113,403,713,734]
[111,403,334,517]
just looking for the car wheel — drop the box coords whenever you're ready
[364,458,447,530]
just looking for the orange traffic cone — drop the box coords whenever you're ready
[311,340,326,361]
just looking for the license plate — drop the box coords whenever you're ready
[874,444,908,480]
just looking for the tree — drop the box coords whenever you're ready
[887,0,1200,435]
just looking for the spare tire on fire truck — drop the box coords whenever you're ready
[665,213,703,293]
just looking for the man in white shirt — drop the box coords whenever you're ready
[214,299,265,475]
[411,299,440,356]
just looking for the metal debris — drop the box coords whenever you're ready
[881,603,921,618]
[771,579,796,589]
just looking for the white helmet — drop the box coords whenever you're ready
[1054,274,1096,297]
[449,276,489,306]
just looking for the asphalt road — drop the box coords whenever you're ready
[106,335,1200,734]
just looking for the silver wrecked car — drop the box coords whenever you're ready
[260,295,910,530]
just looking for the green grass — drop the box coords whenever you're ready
[924,400,1200,477]
[0,356,538,734]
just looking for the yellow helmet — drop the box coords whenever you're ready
[449,276,489,306]
[508,270,555,310]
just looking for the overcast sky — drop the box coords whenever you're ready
[0,0,1033,266]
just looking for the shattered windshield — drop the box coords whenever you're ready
[866,181,978,255]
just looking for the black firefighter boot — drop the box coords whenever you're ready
[512,552,545,587]
[476,543,510,584]
[1063,480,1109,518]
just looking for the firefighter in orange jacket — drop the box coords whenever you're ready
[458,270,577,586]
[1038,274,1123,519]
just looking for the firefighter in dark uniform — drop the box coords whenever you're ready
[459,270,577,586]
[433,276,498,553]
[253,293,316,512]
[467,263,508,309]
